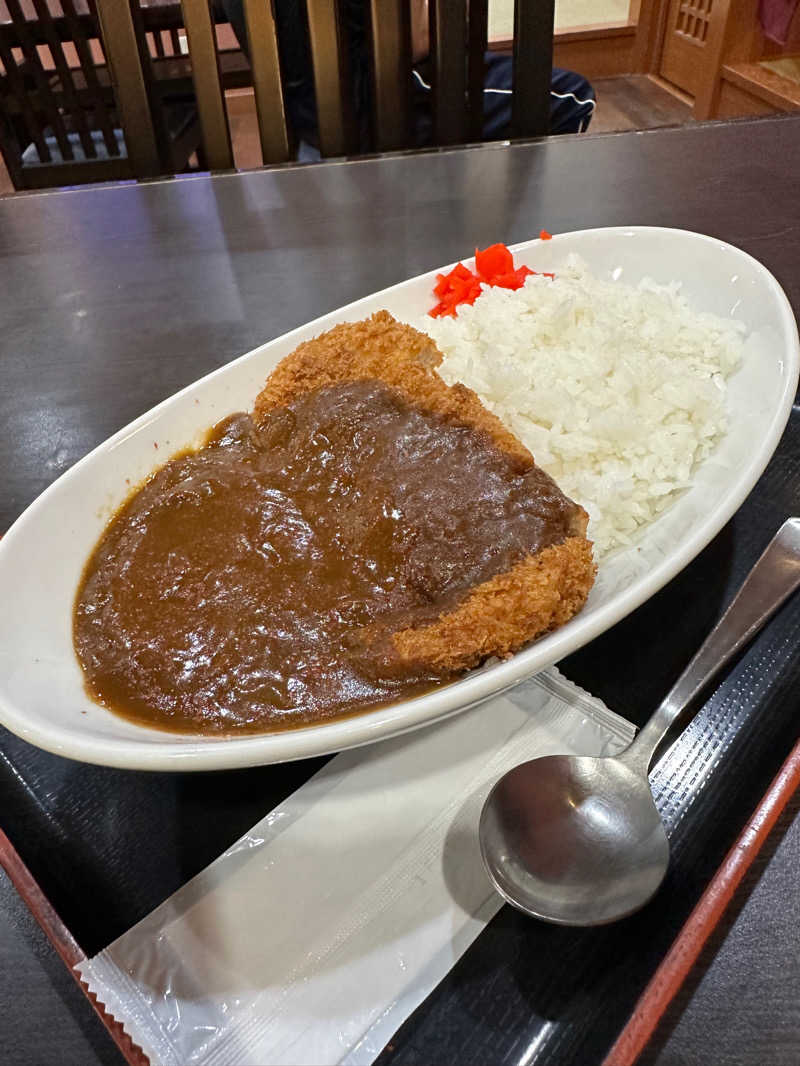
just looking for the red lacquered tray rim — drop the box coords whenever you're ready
[0,827,150,1066]
[2,738,799,1066]
[603,735,800,1066]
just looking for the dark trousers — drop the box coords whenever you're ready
[411,53,595,143]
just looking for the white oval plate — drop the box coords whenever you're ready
[0,227,797,770]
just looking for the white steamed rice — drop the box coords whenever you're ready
[421,254,744,555]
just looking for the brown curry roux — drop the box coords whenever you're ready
[74,380,579,733]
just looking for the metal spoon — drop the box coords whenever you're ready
[479,518,800,926]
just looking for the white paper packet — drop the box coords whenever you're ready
[77,668,634,1066]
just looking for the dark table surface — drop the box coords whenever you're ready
[2,114,800,1066]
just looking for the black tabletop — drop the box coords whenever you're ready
[2,115,800,1066]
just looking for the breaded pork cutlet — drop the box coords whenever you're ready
[253,310,595,674]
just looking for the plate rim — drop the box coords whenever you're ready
[1,224,798,770]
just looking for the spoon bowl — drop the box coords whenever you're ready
[479,519,800,925]
[480,754,669,926]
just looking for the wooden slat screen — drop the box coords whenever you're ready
[467,0,488,142]
[306,0,355,157]
[65,0,118,156]
[242,0,290,163]
[511,0,554,138]
[180,0,233,169]
[5,0,74,159]
[30,0,97,157]
[93,0,160,175]
[430,0,468,146]
[368,0,411,151]
[0,26,52,161]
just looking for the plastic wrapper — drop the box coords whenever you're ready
[77,668,634,1066]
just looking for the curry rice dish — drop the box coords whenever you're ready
[73,312,595,734]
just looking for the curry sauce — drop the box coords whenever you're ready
[74,380,580,734]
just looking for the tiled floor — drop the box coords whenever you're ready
[592,74,692,131]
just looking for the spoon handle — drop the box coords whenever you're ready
[620,518,800,774]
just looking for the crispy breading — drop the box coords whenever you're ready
[393,538,595,672]
[253,310,595,673]
[253,311,532,470]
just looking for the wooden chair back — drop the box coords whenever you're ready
[0,0,196,189]
[179,0,555,169]
[0,0,555,186]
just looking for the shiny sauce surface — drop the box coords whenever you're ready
[74,380,577,734]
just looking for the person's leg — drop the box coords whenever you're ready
[410,55,509,145]
[410,63,434,146]
[480,52,513,139]
[549,66,596,133]
[480,53,595,138]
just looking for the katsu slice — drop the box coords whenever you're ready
[253,311,596,674]
[254,310,532,470]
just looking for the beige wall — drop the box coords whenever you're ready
[489,0,631,39]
